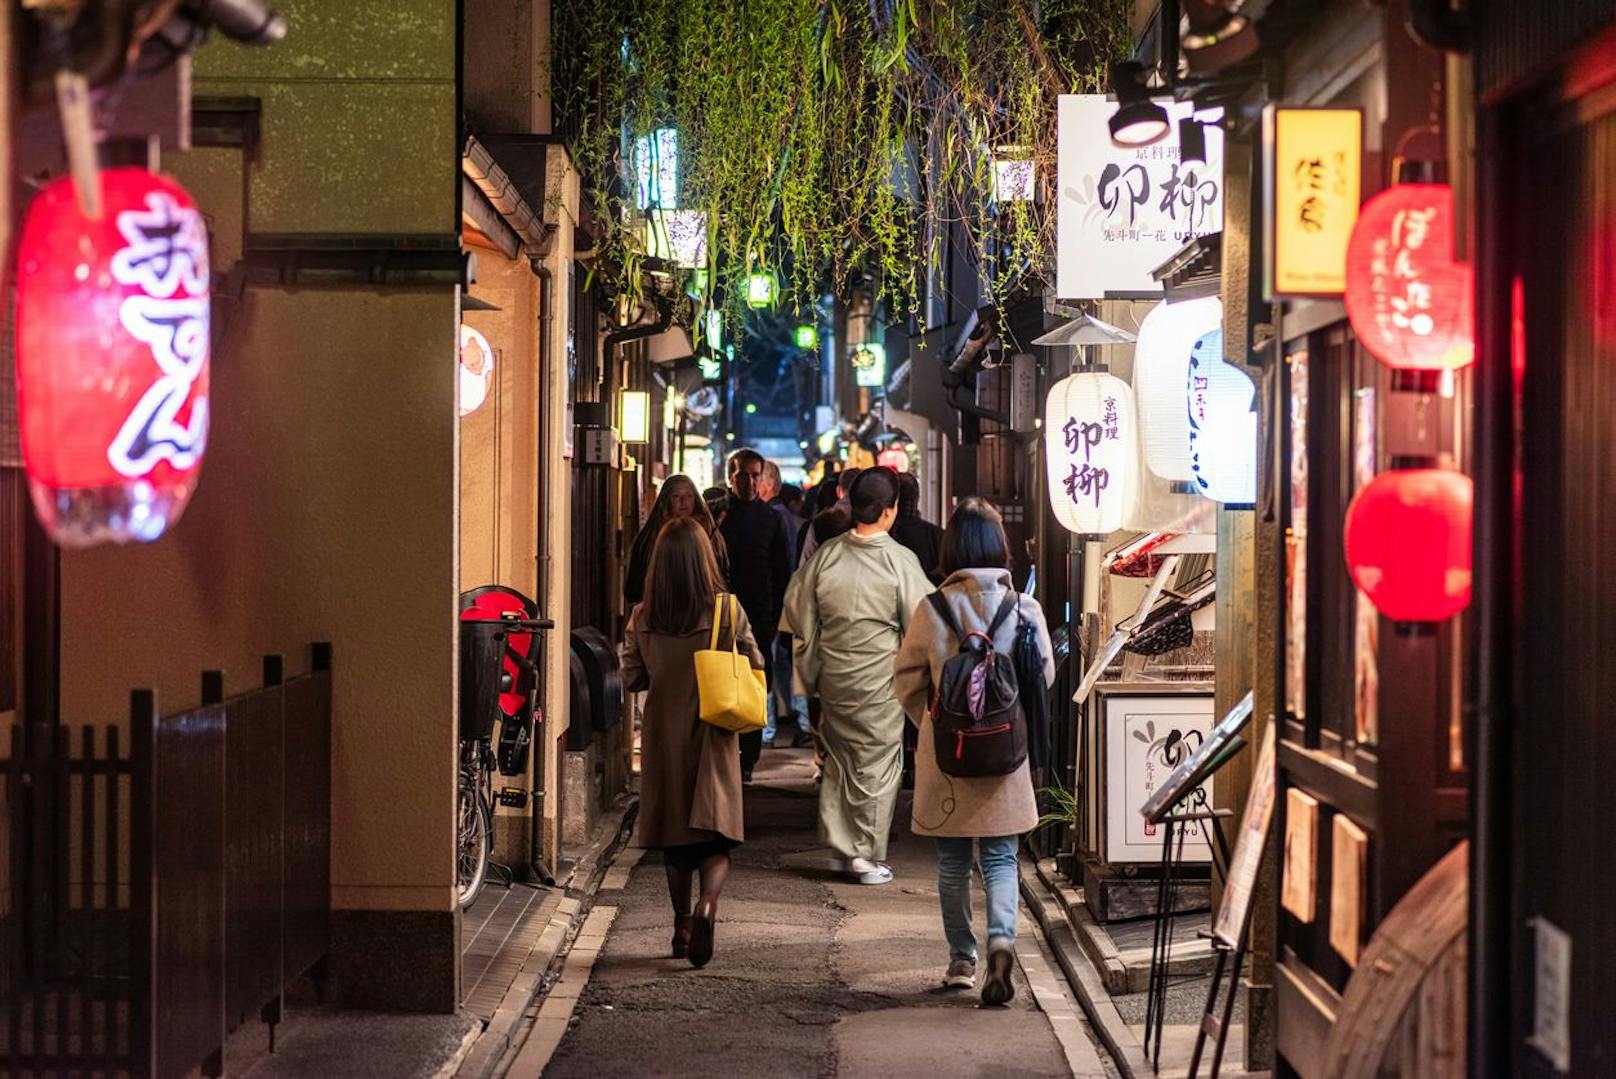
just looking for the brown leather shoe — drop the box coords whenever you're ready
[689,897,717,968]
[672,915,692,959]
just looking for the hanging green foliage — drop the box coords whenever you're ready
[552,0,1132,328]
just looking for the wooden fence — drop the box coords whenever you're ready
[0,644,332,1077]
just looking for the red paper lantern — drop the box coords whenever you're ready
[876,446,910,473]
[15,167,211,547]
[1343,469,1472,622]
[1343,183,1473,371]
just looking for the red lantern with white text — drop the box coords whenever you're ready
[1343,183,1473,371]
[1343,469,1472,622]
[15,168,211,547]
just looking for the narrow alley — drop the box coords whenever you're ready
[513,750,1112,1078]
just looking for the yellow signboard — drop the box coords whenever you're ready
[1265,106,1362,297]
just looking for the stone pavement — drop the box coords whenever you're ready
[527,746,1116,1078]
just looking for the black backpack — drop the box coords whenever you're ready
[927,591,1028,778]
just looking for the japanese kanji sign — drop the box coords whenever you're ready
[1056,95,1225,298]
[1264,105,1362,297]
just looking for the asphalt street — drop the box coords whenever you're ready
[543,746,1110,1077]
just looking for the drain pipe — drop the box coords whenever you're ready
[604,302,673,356]
[530,260,558,888]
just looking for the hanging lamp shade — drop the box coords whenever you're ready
[15,167,211,547]
[1186,329,1257,504]
[1133,296,1222,482]
[1044,371,1138,536]
[1343,183,1474,371]
[1343,469,1473,622]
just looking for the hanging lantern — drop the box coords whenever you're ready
[876,446,910,473]
[1343,469,1472,622]
[459,324,495,417]
[1133,296,1222,482]
[1186,329,1257,504]
[15,167,211,547]
[1343,183,1473,371]
[1044,371,1138,536]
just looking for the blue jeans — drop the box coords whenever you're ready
[935,836,1020,964]
[763,634,810,741]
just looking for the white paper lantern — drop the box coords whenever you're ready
[1044,372,1138,536]
[1133,296,1223,482]
[1186,329,1257,504]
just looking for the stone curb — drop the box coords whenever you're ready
[1019,860,1154,1079]
[456,796,639,1079]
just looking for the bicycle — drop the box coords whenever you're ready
[458,600,552,909]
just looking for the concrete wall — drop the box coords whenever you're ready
[57,0,464,1011]
[462,0,551,135]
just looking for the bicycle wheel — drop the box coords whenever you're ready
[457,773,492,909]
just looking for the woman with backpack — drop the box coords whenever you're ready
[622,516,766,968]
[893,498,1055,1005]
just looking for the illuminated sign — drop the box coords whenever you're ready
[1056,95,1225,298]
[851,342,887,388]
[620,389,651,443]
[1264,106,1362,297]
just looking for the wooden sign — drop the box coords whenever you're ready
[1281,788,1319,923]
[1263,105,1363,298]
[1331,814,1369,966]
[1212,722,1277,947]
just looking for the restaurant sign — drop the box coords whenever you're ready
[1056,95,1225,299]
[1263,106,1363,297]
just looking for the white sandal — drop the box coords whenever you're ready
[847,857,893,885]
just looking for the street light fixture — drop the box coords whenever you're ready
[1108,62,1170,148]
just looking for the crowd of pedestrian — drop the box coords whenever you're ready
[619,451,1054,1006]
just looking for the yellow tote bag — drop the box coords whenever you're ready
[695,594,767,733]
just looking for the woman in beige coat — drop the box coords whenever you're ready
[894,498,1055,1005]
[622,517,766,968]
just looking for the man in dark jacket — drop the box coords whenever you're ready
[889,471,944,584]
[719,448,792,780]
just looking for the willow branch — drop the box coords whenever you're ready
[1009,0,1069,102]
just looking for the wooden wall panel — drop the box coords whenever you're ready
[1513,93,1616,1078]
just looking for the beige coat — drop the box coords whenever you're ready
[622,598,766,848]
[893,568,1055,839]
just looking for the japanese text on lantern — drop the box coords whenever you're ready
[1265,106,1362,297]
[1373,205,1439,338]
[108,192,211,477]
[1061,395,1121,509]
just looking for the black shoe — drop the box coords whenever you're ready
[741,766,755,783]
[791,729,814,748]
[689,897,717,968]
[981,944,1015,1006]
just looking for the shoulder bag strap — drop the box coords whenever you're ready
[710,593,726,651]
[926,591,965,644]
[985,590,1019,641]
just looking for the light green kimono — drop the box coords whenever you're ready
[784,529,933,862]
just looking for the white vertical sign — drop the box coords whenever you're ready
[1056,95,1225,298]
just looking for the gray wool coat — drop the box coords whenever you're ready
[893,568,1056,839]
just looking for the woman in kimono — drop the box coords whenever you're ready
[622,516,766,967]
[784,468,932,884]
